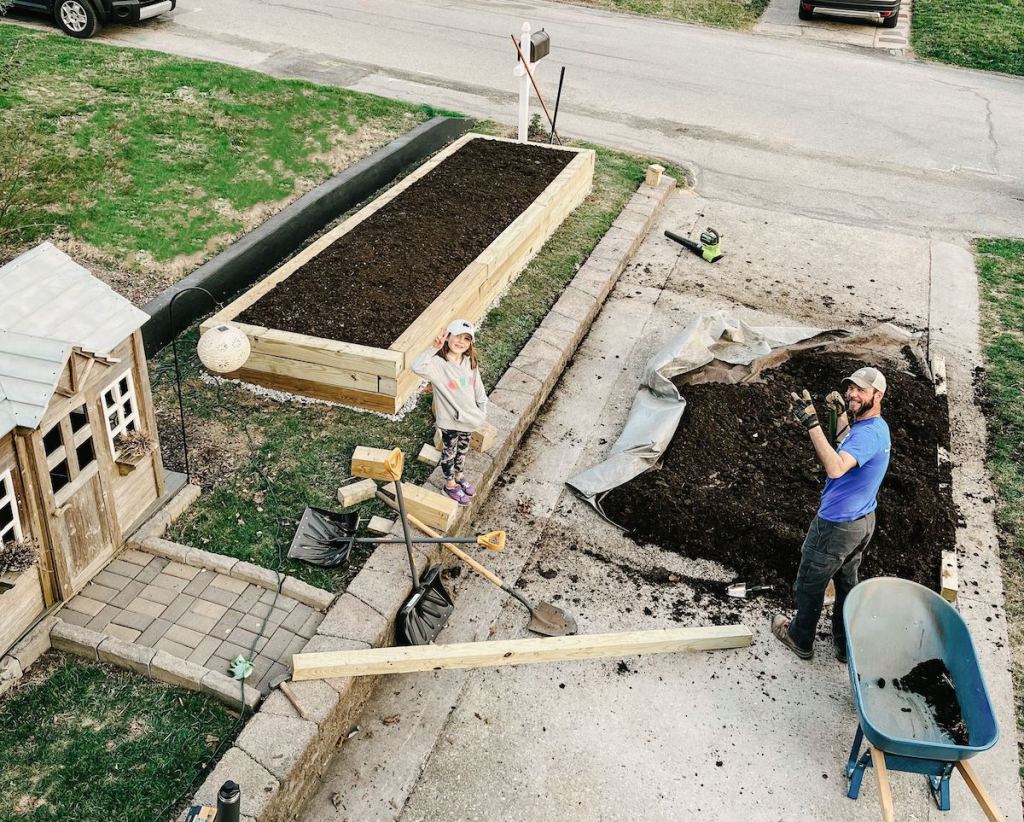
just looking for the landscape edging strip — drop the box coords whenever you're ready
[141,116,475,356]
[185,174,676,821]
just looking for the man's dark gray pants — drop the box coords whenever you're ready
[787,513,876,653]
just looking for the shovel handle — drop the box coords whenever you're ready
[375,490,506,588]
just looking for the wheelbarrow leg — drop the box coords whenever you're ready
[847,725,870,799]
[928,765,953,811]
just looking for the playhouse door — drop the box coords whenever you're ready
[37,403,119,597]
[51,467,117,594]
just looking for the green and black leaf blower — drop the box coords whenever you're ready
[665,227,723,263]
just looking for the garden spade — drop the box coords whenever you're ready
[726,582,774,599]
[376,490,577,637]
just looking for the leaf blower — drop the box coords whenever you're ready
[665,227,723,263]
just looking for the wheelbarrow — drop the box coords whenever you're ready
[843,577,1001,820]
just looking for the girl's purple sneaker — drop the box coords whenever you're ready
[457,479,476,497]
[443,484,471,506]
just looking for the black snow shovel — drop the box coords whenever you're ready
[287,507,359,568]
[364,449,454,645]
[376,489,577,637]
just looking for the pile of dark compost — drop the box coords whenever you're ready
[894,658,969,745]
[238,138,573,347]
[601,349,954,594]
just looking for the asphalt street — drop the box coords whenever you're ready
[12,0,1022,238]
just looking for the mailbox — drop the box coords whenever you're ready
[529,29,550,62]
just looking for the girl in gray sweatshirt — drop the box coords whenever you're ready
[412,319,488,506]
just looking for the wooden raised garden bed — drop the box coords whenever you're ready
[203,134,596,413]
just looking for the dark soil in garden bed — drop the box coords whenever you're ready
[237,138,574,347]
[600,349,955,595]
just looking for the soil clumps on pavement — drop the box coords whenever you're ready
[601,349,954,596]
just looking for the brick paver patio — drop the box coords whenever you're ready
[58,548,323,693]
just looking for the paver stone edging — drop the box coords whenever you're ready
[186,173,676,821]
[141,116,474,355]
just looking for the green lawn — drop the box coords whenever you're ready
[558,0,770,30]
[912,0,1024,76]
[160,142,684,592]
[0,653,237,821]
[0,25,435,301]
[975,238,1024,781]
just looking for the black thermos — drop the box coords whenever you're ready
[216,780,240,822]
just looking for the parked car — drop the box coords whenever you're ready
[6,0,176,38]
[799,0,900,28]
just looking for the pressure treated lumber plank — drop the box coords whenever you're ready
[292,625,752,679]
[225,367,401,414]
[234,351,379,392]
[380,481,457,532]
[252,328,401,378]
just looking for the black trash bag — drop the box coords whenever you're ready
[287,507,359,568]
[396,565,455,645]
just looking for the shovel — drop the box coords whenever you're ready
[726,582,774,599]
[384,453,454,646]
[376,490,577,637]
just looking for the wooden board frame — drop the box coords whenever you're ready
[203,134,596,413]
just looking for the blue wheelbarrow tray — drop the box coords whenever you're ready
[843,577,999,809]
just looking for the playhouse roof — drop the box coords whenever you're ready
[0,242,149,439]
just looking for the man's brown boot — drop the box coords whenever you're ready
[771,614,813,660]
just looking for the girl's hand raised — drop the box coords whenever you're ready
[432,328,449,349]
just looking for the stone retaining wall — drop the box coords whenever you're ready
[187,173,676,821]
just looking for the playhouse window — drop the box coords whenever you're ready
[101,371,141,457]
[0,470,22,545]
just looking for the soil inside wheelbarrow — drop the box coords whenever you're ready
[600,349,955,596]
[894,658,969,745]
[237,138,574,347]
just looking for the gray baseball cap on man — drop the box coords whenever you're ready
[843,367,886,393]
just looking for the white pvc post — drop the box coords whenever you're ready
[516,21,531,143]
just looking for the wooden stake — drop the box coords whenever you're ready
[956,760,1003,821]
[940,550,958,602]
[292,625,753,680]
[471,422,497,452]
[869,746,895,822]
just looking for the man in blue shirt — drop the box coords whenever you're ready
[772,366,891,662]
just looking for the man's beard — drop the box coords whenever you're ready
[851,393,878,420]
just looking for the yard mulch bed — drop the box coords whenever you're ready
[601,349,955,596]
[237,138,574,347]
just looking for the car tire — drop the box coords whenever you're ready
[882,4,900,27]
[798,5,814,19]
[54,0,100,38]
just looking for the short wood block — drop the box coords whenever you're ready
[645,164,665,187]
[351,446,404,482]
[383,482,457,532]
[418,444,442,467]
[940,550,957,602]
[337,478,376,508]
[366,516,394,536]
[471,423,497,452]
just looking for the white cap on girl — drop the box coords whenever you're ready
[447,319,476,339]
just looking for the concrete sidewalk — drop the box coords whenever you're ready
[302,190,1020,821]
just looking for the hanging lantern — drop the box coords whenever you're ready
[197,324,251,374]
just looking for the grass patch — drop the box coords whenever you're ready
[160,140,683,592]
[912,0,1024,76]
[0,652,237,821]
[975,238,1024,782]
[556,0,771,30]
[0,25,436,300]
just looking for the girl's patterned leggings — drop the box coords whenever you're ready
[439,429,471,483]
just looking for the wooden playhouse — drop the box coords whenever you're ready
[0,242,165,655]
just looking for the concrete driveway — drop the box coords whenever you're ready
[755,0,911,53]
[301,190,1020,821]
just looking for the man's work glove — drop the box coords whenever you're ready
[824,391,846,414]
[790,389,820,431]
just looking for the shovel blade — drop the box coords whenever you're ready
[527,601,578,637]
